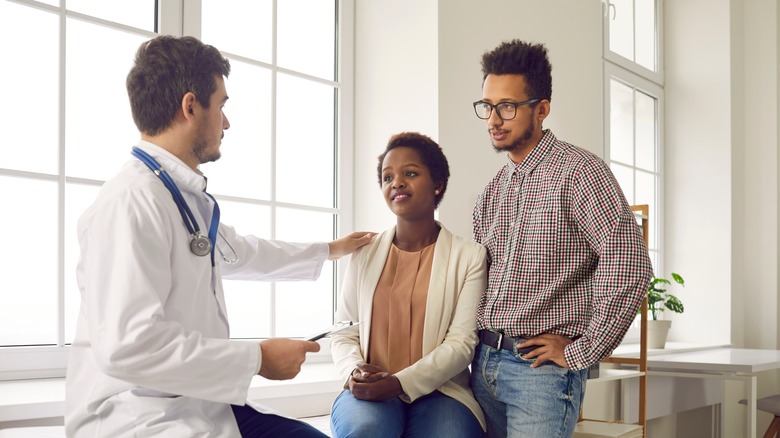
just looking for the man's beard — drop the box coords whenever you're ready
[492,112,536,154]
[193,129,221,164]
[194,142,220,164]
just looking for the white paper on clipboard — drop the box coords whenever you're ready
[306,320,360,341]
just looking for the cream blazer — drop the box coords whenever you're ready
[331,223,487,430]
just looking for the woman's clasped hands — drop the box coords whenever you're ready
[348,364,404,402]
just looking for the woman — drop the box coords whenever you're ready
[329,132,486,437]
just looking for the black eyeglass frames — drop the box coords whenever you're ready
[472,98,541,120]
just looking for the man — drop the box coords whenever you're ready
[469,39,653,437]
[65,35,373,437]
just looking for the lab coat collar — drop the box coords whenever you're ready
[135,140,208,193]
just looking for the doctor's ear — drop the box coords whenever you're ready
[181,92,197,118]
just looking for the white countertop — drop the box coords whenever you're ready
[606,342,780,374]
[610,341,731,358]
[645,348,780,374]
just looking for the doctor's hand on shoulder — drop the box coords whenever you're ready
[328,231,376,260]
[257,338,320,380]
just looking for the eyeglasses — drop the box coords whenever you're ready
[472,98,541,120]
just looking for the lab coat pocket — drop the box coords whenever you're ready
[112,388,215,436]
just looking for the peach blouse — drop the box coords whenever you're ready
[367,243,435,374]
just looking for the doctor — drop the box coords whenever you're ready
[65,35,373,437]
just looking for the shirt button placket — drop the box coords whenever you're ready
[498,172,521,292]
[492,171,514,321]
[511,173,524,248]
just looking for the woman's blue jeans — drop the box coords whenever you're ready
[470,343,587,438]
[330,389,483,438]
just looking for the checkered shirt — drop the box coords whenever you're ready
[473,130,653,371]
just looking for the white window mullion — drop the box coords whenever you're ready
[268,0,278,339]
[159,0,185,36]
[335,0,355,302]
[57,3,67,348]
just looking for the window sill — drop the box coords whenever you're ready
[0,361,342,424]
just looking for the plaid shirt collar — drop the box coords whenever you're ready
[505,129,556,176]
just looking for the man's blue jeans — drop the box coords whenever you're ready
[470,342,587,438]
[330,389,483,438]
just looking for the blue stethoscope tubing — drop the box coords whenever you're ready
[131,147,220,266]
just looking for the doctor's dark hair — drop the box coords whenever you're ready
[376,132,450,208]
[481,39,552,102]
[126,35,231,136]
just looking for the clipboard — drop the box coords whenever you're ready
[306,320,360,341]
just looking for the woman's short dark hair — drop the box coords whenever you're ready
[376,132,450,208]
[481,39,552,102]
[126,35,231,136]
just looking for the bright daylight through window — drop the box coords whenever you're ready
[0,0,345,378]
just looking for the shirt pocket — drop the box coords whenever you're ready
[520,208,559,259]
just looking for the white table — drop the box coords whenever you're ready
[643,348,780,437]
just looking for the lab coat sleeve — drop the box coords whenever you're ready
[217,223,329,281]
[81,188,258,405]
[393,244,486,402]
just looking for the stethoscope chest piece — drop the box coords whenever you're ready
[132,146,221,263]
[190,233,212,257]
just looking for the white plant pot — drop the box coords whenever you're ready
[647,320,672,349]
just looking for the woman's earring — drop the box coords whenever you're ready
[434,190,440,195]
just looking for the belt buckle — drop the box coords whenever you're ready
[495,332,503,350]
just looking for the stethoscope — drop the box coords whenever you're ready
[132,147,224,266]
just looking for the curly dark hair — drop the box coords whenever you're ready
[126,35,231,136]
[481,39,552,102]
[376,132,450,208]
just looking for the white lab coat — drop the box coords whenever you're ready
[65,141,329,437]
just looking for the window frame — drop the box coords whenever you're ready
[603,63,664,265]
[603,0,664,342]
[0,0,354,380]
[602,0,665,86]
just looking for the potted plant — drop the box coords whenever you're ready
[646,273,685,349]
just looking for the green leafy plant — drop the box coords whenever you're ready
[646,273,685,320]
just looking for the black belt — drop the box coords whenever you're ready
[478,330,538,355]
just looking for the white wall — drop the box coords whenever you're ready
[664,0,734,346]
[735,0,779,351]
[352,0,439,233]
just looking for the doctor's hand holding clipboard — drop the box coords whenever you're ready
[256,338,320,380]
[306,321,360,342]
[257,321,360,380]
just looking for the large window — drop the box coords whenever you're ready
[0,0,352,379]
[603,0,663,272]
